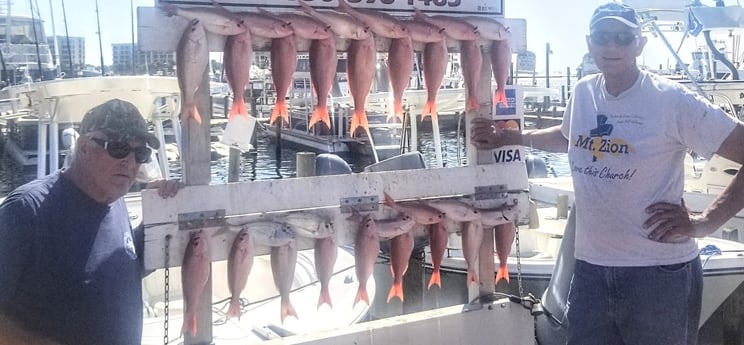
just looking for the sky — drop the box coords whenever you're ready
[16,0,735,71]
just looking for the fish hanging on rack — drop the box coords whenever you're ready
[269,36,297,126]
[272,240,299,323]
[234,10,294,38]
[308,37,338,130]
[346,35,377,138]
[421,38,448,122]
[226,228,255,320]
[265,11,333,40]
[315,236,338,309]
[460,39,484,113]
[298,1,371,40]
[348,211,380,306]
[160,0,246,36]
[460,221,483,287]
[427,222,448,289]
[491,38,513,109]
[386,36,414,123]
[337,0,409,38]
[412,8,479,41]
[383,192,445,225]
[176,19,209,125]
[224,29,252,118]
[388,231,414,303]
[181,230,211,336]
[494,222,516,285]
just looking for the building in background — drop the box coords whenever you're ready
[112,43,175,76]
[47,36,84,77]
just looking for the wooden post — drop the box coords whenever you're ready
[296,152,316,177]
[183,68,213,345]
[227,148,240,183]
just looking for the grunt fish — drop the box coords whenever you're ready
[494,222,515,284]
[270,12,333,40]
[460,221,483,287]
[235,10,294,38]
[421,40,447,122]
[176,19,209,125]
[269,36,297,126]
[426,199,481,222]
[387,231,414,303]
[315,236,338,309]
[271,241,299,323]
[298,1,370,40]
[403,20,446,43]
[224,29,252,118]
[460,40,483,113]
[387,36,414,123]
[374,213,416,239]
[352,213,379,306]
[383,192,445,225]
[226,228,254,320]
[491,39,512,108]
[181,230,211,336]
[428,222,448,289]
[346,35,377,138]
[281,212,335,239]
[308,37,338,129]
[248,221,295,247]
[412,8,478,41]
[160,1,246,36]
[337,0,408,38]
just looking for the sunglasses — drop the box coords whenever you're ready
[590,31,638,46]
[88,137,152,164]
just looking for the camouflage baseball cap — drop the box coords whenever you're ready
[80,99,160,149]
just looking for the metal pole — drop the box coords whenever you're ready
[60,0,73,75]
[545,43,550,88]
[48,0,60,76]
[95,0,105,75]
[130,0,135,75]
[28,0,43,80]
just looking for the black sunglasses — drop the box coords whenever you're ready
[590,31,638,46]
[88,137,152,164]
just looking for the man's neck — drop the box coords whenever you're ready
[604,67,640,96]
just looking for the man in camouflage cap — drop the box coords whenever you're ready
[0,98,181,344]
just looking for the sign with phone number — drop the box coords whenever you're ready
[157,0,504,16]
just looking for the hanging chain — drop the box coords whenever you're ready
[163,234,171,345]
[514,220,525,298]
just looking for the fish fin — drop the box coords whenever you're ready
[337,0,351,11]
[317,288,334,310]
[158,4,178,16]
[467,270,479,287]
[270,100,288,126]
[354,286,370,306]
[466,96,479,113]
[386,283,405,303]
[228,98,247,120]
[181,104,202,125]
[495,265,510,284]
[427,270,441,289]
[349,109,369,138]
[309,107,331,130]
[383,191,396,208]
[392,100,404,122]
[494,89,508,108]
[421,100,437,122]
[181,313,197,336]
[280,300,298,324]
[226,296,242,320]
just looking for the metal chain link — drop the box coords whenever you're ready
[163,234,171,345]
[514,220,524,298]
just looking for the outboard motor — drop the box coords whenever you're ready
[61,127,79,150]
[315,153,352,176]
[525,154,549,178]
[535,206,577,345]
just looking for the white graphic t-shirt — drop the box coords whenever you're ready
[561,70,738,266]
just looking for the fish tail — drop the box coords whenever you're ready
[427,270,441,289]
[467,270,479,287]
[495,265,510,284]
[392,99,404,122]
[386,283,405,303]
[494,89,508,108]
[421,99,438,122]
[349,109,369,138]
[226,296,242,320]
[466,96,480,113]
[354,286,370,306]
[317,288,334,310]
[181,313,197,336]
[228,98,247,120]
[270,100,288,126]
[280,300,298,324]
[309,107,331,129]
[181,104,202,125]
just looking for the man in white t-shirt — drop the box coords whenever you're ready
[471,2,744,344]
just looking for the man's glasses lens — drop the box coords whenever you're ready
[590,31,637,46]
[89,137,151,163]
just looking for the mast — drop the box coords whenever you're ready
[131,0,135,75]
[95,0,104,75]
[48,0,60,76]
[28,0,43,80]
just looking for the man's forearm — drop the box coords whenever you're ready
[522,126,569,153]
[699,168,744,236]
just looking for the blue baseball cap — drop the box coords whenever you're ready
[590,2,640,29]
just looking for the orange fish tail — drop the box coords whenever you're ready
[181,313,197,336]
[349,109,369,138]
[466,96,479,113]
[226,297,242,320]
[467,270,479,287]
[317,289,334,310]
[427,270,441,289]
[383,192,396,208]
[270,100,288,126]
[354,286,370,306]
[309,107,331,130]
[280,300,298,324]
[495,265,510,284]
[421,100,437,122]
[386,283,405,303]
[494,89,508,108]
[229,98,247,120]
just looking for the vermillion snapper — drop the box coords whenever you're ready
[176,19,209,125]
[160,1,245,36]
[181,230,211,336]
[226,228,254,320]
[337,0,409,38]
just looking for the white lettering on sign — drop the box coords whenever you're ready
[156,0,504,15]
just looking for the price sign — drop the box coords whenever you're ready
[157,0,504,15]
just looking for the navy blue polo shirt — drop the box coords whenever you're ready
[0,170,143,345]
